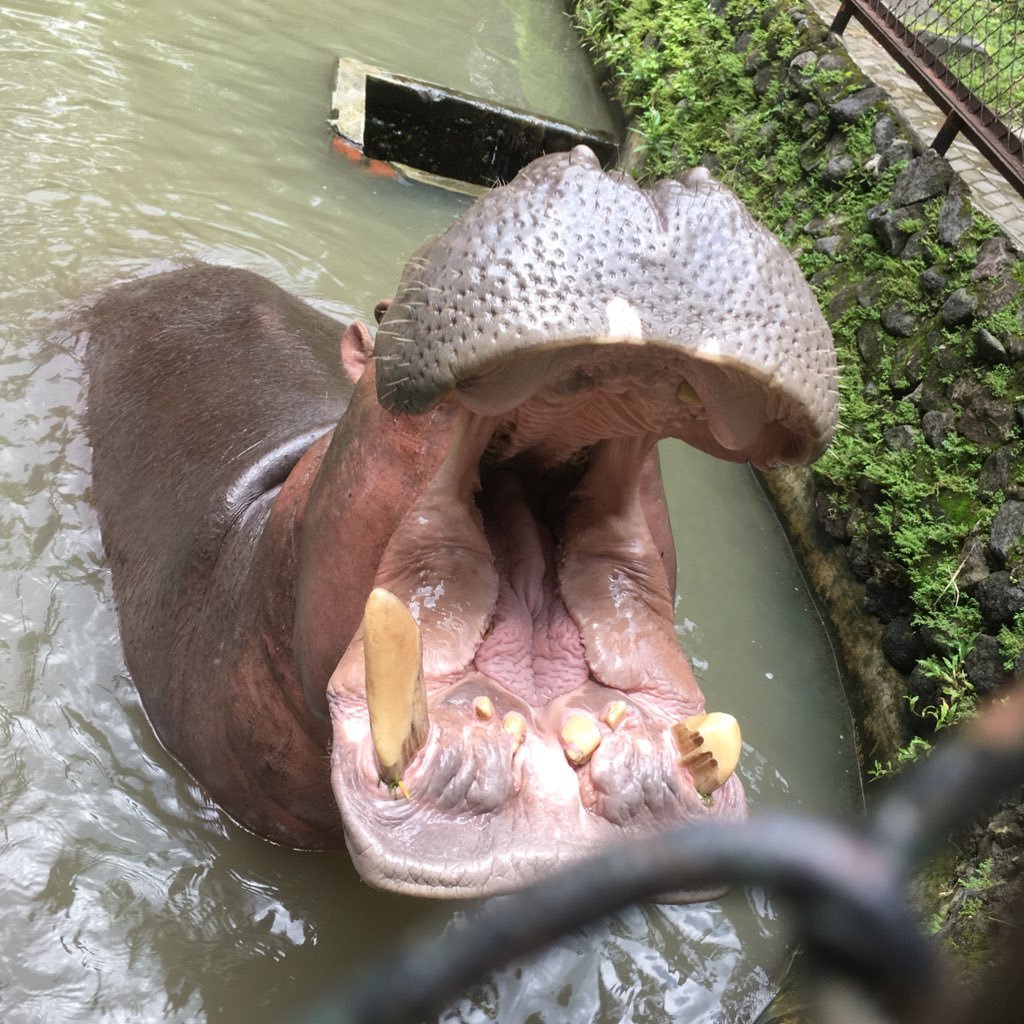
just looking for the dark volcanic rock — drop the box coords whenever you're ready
[970,238,1022,316]
[921,408,955,448]
[856,271,885,308]
[957,532,991,588]
[883,423,920,451]
[831,85,886,123]
[815,490,850,541]
[978,277,1022,319]
[920,266,950,296]
[976,328,1009,365]
[855,320,883,363]
[979,446,1015,496]
[990,500,1024,567]
[890,150,953,206]
[864,575,909,622]
[953,381,1017,446]
[804,214,844,237]
[941,288,978,327]
[872,114,896,151]
[753,65,778,97]
[882,616,922,673]
[867,203,923,255]
[964,633,1011,695]
[972,237,1017,281]
[974,571,1024,628]
[879,140,915,172]
[900,231,929,261]
[906,665,942,723]
[823,155,854,183]
[881,301,917,337]
[889,342,923,391]
[938,180,972,246]
[847,536,876,581]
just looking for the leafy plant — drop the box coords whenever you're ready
[999,612,1024,670]
[573,0,1020,780]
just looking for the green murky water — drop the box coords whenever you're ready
[0,2,859,1021]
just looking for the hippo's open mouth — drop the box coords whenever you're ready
[325,147,837,898]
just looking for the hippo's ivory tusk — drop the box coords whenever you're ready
[600,699,628,730]
[560,713,603,767]
[502,711,526,752]
[672,712,742,796]
[363,587,429,787]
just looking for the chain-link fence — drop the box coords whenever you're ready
[832,0,1024,196]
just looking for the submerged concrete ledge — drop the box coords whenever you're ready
[329,57,619,189]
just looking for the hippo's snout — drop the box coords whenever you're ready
[375,145,837,469]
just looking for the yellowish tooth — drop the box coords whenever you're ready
[677,380,702,405]
[560,713,602,767]
[502,711,526,751]
[363,587,429,787]
[473,695,495,720]
[600,700,628,730]
[672,712,742,795]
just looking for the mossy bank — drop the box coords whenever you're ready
[572,0,1023,976]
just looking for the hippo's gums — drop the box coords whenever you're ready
[86,146,836,899]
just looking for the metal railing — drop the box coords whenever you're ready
[295,682,1024,1024]
[831,0,1024,197]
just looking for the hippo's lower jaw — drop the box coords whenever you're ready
[325,348,746,899]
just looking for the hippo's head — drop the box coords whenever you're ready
[325,146,836,898]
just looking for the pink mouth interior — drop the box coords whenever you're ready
[325,354,748,897]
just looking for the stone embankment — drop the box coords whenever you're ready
[574,0,1023,972]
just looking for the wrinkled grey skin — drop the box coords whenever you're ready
[376,145,837,469]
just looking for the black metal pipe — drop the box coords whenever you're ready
[295,815,933,1024]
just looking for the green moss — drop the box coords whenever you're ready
[574,0,1021,740]
[999,613,1024,669]
[927,857,1001,971]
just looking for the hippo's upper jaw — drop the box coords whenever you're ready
[324,147,836,899]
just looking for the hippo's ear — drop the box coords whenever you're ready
[373,298,391,324]
[341,320,375,384]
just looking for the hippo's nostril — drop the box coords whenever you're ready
[676,380,701,406]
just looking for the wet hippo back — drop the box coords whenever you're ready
[86,265,351,714]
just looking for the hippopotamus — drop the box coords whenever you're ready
[86,146,836,898]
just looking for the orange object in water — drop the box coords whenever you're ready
[364,158,397,179]
[331,135,363,162]
[331,135,397,178]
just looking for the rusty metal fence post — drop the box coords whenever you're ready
[830,1,1024,197]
